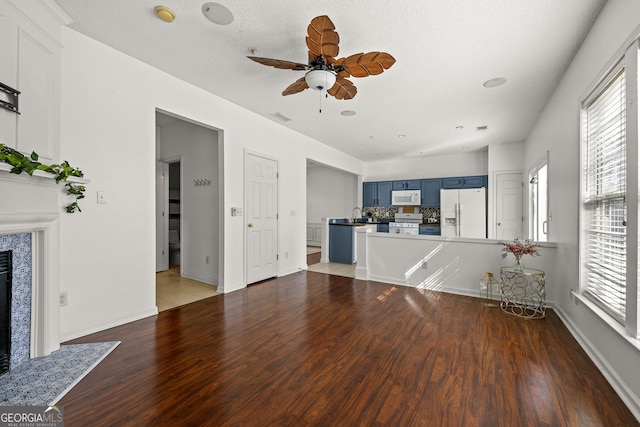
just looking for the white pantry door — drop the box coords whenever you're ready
[245,153,278,284]
[495,172,523,240]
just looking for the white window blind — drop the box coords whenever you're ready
[583,67,627,321]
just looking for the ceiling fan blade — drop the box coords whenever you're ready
[334,58,350,78]
[342,52,396,78]
[328,77,357,100]
[247,56,308,70]
[282,77,309,96]
[306,15,340,60]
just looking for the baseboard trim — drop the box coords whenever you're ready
[60,307,158,342]
[553,306,640,422]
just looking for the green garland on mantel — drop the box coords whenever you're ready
[0,143,86,213]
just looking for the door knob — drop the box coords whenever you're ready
[497,222,502,226]
[248,223,254,228]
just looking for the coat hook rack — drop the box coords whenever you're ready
[193,179,211,187]
[0,82,20,114]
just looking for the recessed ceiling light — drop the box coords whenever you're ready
[154,6,175,23]
[417,152,423,155]
[202,2,234,25]
[456,125,464,130]
[398,134,406,138]
[483,77,507,88]
[269,112,291,122]
[358,144,365,148]
[476,125,488,131]
[462,147,469,150]
[341,110,356,116]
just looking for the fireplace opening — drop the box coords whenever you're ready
[0,250,11,375]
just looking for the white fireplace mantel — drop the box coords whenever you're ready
[0,213,60,358]
[0,164,69,359]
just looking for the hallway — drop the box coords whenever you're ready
[156,266,220,311]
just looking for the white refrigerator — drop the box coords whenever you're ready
[440,188,486,238]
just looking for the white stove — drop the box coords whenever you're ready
[389,213,422,235]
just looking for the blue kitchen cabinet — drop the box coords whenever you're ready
[329,224,354,264]
[420,178,442,207]
[363,181,393,207]
[378,181,393,205]
[392,180,420,190]
[363,182,377,206]
[419,225,441,236]
[442,175,487,189]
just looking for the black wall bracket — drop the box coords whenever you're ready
[0,82,20,115]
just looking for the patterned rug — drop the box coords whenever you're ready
[0,341,120,406]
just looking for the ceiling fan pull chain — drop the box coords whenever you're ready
[319,89,322,113]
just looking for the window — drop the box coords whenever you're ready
[529,153,549,242]
[581,61,629,324]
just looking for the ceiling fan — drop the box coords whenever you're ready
[248,15,395,100]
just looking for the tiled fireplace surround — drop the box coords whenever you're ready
[0,169,63,368]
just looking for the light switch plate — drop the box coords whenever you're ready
[97,191,106,204]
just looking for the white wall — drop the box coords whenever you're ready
[58,28,367,340]
[307,165,358,222]
[364,151,488,181]
[523,0,640,416]
[487,142,525,239]
[362,233,556,302]
[158,118,219,285]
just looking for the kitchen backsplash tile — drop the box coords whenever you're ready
[362,207,440,223]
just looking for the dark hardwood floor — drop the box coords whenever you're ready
[60,271,638,426]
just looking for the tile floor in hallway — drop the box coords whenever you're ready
[156,266,220,311]
[306,246,355,278]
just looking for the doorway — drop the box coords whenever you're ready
[529,153,549,242]
[155,111,223,309]
[168,161,181,268]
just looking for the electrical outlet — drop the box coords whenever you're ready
[59,291,68,307]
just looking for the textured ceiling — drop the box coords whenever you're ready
[53,0,606,162]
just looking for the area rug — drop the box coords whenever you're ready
[0,341,120,406]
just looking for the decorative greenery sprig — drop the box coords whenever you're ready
[0,143,85,213]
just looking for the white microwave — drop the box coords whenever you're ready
[391,190,421,206]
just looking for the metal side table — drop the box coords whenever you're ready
[499,267,546,319]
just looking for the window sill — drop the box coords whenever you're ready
[572,291,640,353]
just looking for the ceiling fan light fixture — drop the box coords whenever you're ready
[305,69,336,91]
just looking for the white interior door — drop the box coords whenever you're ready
[245,153,278,284]
[156,162,169,272]
[495,172,523,240]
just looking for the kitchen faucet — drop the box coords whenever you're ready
[352,207,362,222]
